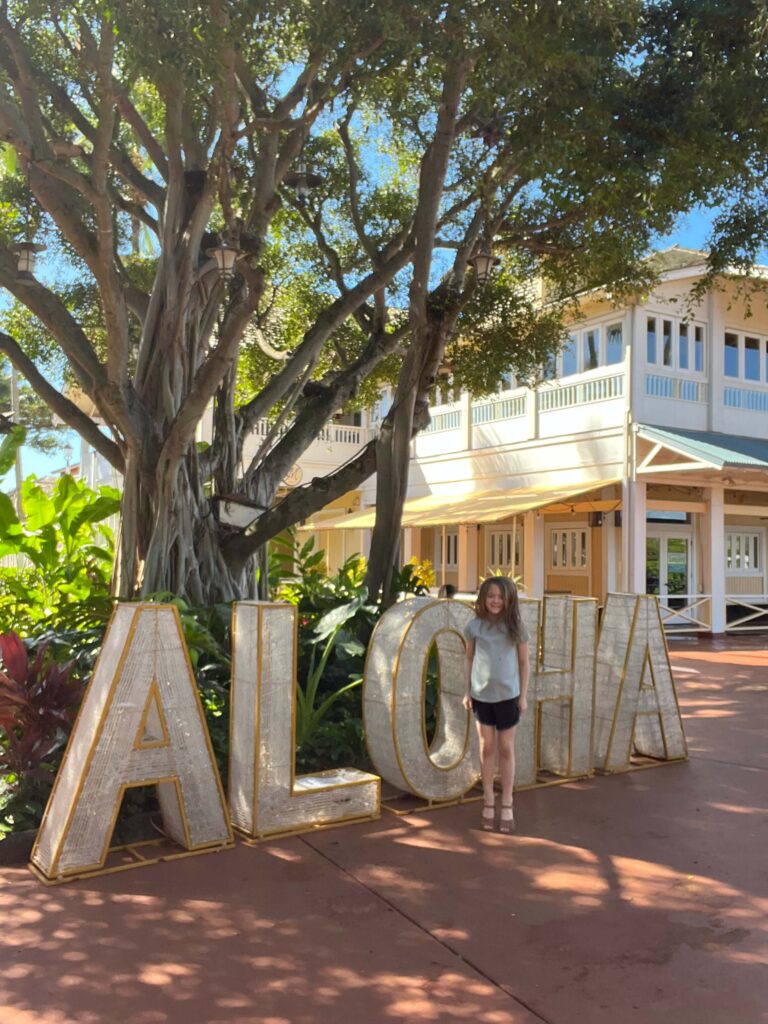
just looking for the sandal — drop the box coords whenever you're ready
[499,804,515,834]
[481,803,496,831]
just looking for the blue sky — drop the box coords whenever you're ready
[0,203,753,492]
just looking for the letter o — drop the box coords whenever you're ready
[363,598,480,799]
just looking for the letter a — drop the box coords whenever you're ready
[593,594,687,772]
[229,602,380,839]
[31,604,233,883]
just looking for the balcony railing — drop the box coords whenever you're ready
[537,372,624,412]
[251,419,370,445]
[423,409,462,433]
[646,374,708,403]
[724,385,768,412]
[471,395,526,424]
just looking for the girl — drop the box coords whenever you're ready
[463,577,530,833]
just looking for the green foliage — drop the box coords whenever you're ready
[392,557,434,597]
[0,361,66,456]
[295,596,367,759]
[271,531,376,767]
[0,631,84,835]
[0,474,119,635]
[0,422,25,476]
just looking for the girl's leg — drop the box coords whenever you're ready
[497,726,516,832]
[476,721,497,827]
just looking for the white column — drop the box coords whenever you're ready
[603,506,617,597]
[525,387,538,441]
[402,528,414,564]
[523,511,545,597]
[703,484,726,634]
[708,288,724,433]
[620,480,630,591]
[460,391,472,451]
[630,303,644,413]
[457,524,478,592]
[627,477,647,594]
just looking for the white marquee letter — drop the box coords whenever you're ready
[229,602,380,839]
[31,604,232,883]
[593,594,687,772]
[515,597,596,786]
[363,598,480,800]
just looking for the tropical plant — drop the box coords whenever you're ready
[295,595,368,754]
[0,474,120,635]
[0,631,85,835]
[393,557,434,597]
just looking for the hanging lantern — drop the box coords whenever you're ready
[12,241,46,280]
[284,160,323,199]
[467,249,501,287]
[206,241,240,280]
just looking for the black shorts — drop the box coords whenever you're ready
[471,697,520,731]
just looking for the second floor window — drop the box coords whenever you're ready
[723,330,768,384]
[558,321,624,378]
[647,317,705,373]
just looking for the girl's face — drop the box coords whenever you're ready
[485,584,505,617]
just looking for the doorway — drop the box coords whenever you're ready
[646,530,694,622]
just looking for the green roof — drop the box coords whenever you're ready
[638,425,768,469]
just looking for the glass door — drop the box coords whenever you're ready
[646,532,693,622]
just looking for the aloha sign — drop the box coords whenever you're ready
[30,594,686,884]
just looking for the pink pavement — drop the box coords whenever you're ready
[0,637,766,1024]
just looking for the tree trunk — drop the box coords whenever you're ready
[117,436,258,605]
[364,308,460,605]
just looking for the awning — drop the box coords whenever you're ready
[306,479,621,530]
[637,425,768,473]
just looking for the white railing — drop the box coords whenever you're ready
[646,374,708,403]
[251,419,370,445]
[723,385,768,412]
[725,595,768,632]
[471,395,526,424]
[423,409,462,433]
[537,372,624,412]
[317,424,370,445]
[657,594,711,632]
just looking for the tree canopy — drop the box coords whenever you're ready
[0,0,766,602]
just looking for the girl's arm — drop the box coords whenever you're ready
[518,641,530,714]
[463,636,475,710]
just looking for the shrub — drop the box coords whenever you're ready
[0,474,120,636]
[0,631,85,835]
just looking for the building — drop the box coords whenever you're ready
[313,248,768,634]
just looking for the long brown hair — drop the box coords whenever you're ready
[475,577,524,642]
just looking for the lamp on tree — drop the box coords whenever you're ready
[206,241,240,281]
[467,248,500,286]
[284,160,323,200]
[12,241,46,281]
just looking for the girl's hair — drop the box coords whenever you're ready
[475,577,524,642]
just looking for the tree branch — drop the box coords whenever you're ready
[238,242,416,432]
[0,331,123,471]
[223,438,378,570]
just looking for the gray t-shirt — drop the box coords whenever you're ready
[464,616,530,703]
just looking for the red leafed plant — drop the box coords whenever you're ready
[0,631,84,783]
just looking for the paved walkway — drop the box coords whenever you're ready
[1,638,766,1024]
